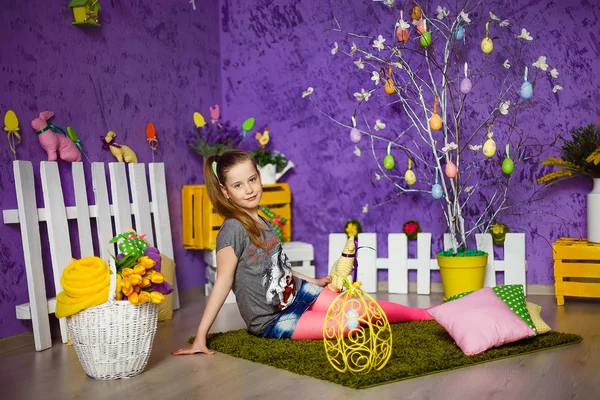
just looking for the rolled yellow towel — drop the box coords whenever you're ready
[55,257,111,318]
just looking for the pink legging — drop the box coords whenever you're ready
[291,287,434,340]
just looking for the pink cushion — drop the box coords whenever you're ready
[428,287,535,355]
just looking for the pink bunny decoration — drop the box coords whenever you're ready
[31,111,81,162]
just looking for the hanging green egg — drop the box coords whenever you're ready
[383,154,395,170]
[420,32,432,48]
[502,157,514,175]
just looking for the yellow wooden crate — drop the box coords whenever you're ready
[552,238,600,305]
[182,183,292,250]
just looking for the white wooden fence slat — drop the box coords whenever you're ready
[12,161,52,351]
[476,233,497,287]
[40,162,71,344]
[387,233,408,294]
[148,163,179,310]
[72,162,94,257]
[504,233,527,295]
[91,163,114,261]
[129,163,155,246]
[416,233,432,295]
[109,163,132,235]
[328,233,347,274]
[357,233,377,293]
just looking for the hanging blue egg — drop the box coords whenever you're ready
[431,183,443,199]
[454,25,465,41]
[520,81,533,100]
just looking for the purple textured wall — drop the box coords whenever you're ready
[0,1,221,339]
[220,0,599,281]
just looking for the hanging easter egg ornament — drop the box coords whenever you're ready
[350,128,362,143]
[383,142,395,170]
[323,280,392,373]
[396,11,410,43]
[416,18,426,35]
[445,161,457,178]
[420,20,432,48]
[454,24,465,41]
[193,112,206,128]
[502,143,514,175]
[410,2,422,21]
[429,97,442,131]
[431,183,443,199]
[241,117,256,140]
[4,109,22,156]
[460,62,472,94]
[482,127,497,158]
[146,122,159,151]
[405,158,416,185]
[519,67,533,100]
[384,65,396,95]
[66,126,83,153]
[481,22,494,54]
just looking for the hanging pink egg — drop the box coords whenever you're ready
[460,77,472,94]
[350,128,362,143]
[445,162,457,178]
[396,26,409,42]
[416,19,426,35]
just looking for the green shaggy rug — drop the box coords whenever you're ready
[193,321,581,389]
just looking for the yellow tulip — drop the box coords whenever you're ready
[138,291,150,304]
[140,277,152,288]
[122,284,133,296]
[134,285,141,293]
[150,272,164,284]
[128,292,140,305]
[116,275,123,300]
[133,265,146,276]
[149,291,165,304]
[129,273,143,286]
[138,256,156,269]
[122,268,134,277]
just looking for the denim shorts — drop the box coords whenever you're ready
[261,280,323,339]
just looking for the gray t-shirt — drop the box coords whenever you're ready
[216,218,300,335]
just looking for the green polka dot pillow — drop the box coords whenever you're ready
[446,285,537,335]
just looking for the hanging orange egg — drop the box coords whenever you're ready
[411,3,422,21]
[384,65,395,95]
[396,26,409,42]
[429,98,442,131]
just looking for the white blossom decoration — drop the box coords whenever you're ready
[302,87,314,98]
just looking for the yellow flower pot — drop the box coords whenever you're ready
[437,253,488,300]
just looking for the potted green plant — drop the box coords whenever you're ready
[251,128,295,184]
[538,123,600,242]
[189,114,242,161]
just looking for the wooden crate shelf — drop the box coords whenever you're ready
[182,183,292,250]
[553,238,600,305]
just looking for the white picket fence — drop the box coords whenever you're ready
[2,161,179,351]
[328,232,527,295]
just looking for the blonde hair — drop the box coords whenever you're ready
[203,150,265,247]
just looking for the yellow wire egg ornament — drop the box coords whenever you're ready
[4,109,22,156]
[323,281,393,374]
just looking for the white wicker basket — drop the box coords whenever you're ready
[66,258,159,380]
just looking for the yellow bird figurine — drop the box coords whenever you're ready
[327,236,356,292]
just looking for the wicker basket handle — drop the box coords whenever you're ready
[107,256,117,303]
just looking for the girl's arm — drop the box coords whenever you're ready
[172,247,238,356]
[292,269,332,287]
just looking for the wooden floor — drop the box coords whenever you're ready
[1,288,599,400]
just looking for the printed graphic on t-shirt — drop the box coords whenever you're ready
[261,244,297,310]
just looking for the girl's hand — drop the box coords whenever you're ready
[171,345,214,356]
[313,276,332,287]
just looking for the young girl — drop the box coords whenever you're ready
[172,150,433,356]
